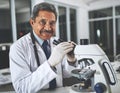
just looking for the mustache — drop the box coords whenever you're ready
[40,29,54,35]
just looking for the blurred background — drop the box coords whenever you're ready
[0,0,120,92]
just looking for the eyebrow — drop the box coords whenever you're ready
[39,19,56,23]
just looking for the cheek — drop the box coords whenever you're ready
[52,27,56,32]
[33,24,42,32]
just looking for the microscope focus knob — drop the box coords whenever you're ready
[94,82,106,93]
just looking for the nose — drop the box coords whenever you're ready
[44,22,52,31]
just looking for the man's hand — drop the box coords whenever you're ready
[48,42,74,67]
[66,42,76,63]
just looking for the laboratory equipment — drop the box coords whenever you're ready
[0,68,11,85]
[69,44,117,93]
[113,54,120,73]
[0,43,12,85]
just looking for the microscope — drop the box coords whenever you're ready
[69,44,117,93]
[53,39,118,93]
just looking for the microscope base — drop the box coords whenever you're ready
[69,84,95,93]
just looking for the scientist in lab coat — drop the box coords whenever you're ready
[9,2,77,93]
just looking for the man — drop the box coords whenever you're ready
[9,2,77,93]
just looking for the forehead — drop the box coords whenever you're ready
[37,10,56,21]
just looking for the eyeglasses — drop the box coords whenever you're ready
[39,19,56,27]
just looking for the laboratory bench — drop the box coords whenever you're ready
[0,78,120,93]
[0,71,120,93]
[0,85,70,93]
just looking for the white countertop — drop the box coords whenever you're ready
[0,87,70,93]
[0,80,120,93]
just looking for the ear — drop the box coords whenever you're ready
[29,18,34,26]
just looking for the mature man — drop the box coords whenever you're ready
[9,2,77,93]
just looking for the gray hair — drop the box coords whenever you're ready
[31,2,57,21]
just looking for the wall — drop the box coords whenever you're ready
[88,0,120,10]
[31,0,45,10]
[77,8,89,43]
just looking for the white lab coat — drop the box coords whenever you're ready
[9,33,77,93]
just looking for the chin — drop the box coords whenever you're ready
[39,32,54,40]
[42,36,52,40]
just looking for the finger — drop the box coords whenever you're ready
[68,41,77,46]
[60,42,74,47]
[64,48,73,54]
